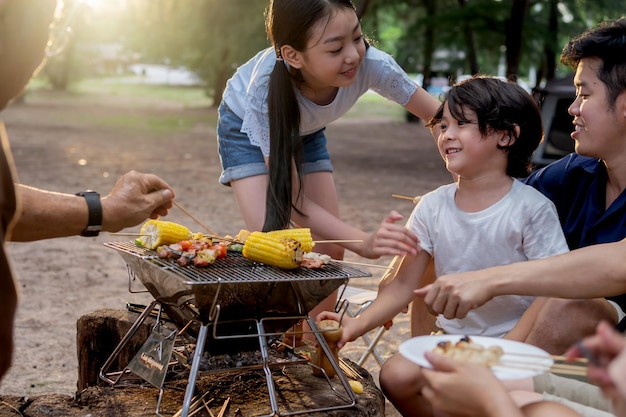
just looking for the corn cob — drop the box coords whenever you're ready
[136,219,192,250]
[242,231,303,269]
[267,228,315,252]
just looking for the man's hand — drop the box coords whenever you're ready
[414,270,495,319]
[101,170,174,232]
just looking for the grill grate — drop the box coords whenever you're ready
[105,241,369,285]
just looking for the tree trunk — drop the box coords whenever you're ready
[505,0,530,79]
[457,0,479,75]
[421,0,437,91]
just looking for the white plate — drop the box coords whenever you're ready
[399,335,553,380]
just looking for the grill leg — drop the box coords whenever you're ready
[180,323,209,417]
[99,299,159,385]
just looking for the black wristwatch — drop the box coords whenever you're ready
[76,190,102,237]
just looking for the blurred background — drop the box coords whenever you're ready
[25,0,624,165]
[36,0,621,101]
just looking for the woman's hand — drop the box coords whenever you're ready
[357,211,419,259]
[421,352,523,417]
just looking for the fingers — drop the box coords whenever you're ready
[424,351,457,372]
[417,282,474,320]
[370,226,419,257]
[315,311,340,323]
[384,210,405,223]
[149,188,175,218]
[414,286,437,316]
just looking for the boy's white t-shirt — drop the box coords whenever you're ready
[222,46,418,157]
[409,179,570,337]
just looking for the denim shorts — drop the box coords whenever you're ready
[217,102,333,186]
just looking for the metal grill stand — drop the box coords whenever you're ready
[100,242,371,417]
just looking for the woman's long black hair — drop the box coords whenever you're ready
[263,0,355,231]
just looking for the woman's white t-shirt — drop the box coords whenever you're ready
[222,46,418,156]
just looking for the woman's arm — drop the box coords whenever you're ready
[291,195,418,259]
[403,87,441,121]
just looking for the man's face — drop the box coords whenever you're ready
[0,0,57,110]
[568,57,626,160]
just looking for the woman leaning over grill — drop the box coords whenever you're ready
[216,0,440,322]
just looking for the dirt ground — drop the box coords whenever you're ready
[0,90,450,415]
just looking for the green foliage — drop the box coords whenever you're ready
[122,0,268,103]
[43,0,624,99]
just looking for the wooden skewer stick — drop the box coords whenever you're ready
[503,352,589,364]
[314,239,364,244]
[549,364,588,377]
[332,259,393,270]
[216,397,230,417]
[108,232,149,237]
[489,361,586,377]
[172,200,217,235]
[392,194,422,204]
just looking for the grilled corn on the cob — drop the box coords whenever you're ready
[137,220,192,249]
[242,231,303,269]
[267,228,315,252]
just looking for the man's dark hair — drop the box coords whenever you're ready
[560,17,626,110]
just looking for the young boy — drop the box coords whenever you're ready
[318,76,570,417]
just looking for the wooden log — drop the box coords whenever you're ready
[76,308,156,391]
[69,309,386,416]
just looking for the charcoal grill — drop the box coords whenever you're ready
[102,241,372,417]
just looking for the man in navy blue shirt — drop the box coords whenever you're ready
[416,17,626,355]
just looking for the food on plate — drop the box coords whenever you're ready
[242,231,303,269]
[267,228,315,252]
[136,220,192,250]
[432,335,504,366]
[300,251,331,269]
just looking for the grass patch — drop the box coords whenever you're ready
[24,77,406,133]
[342,92,406,121]
[74,78,213,108]
[24,76,216,134]
[83,113,214,134]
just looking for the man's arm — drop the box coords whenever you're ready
[416,238,626,319]
[10,171,174,241]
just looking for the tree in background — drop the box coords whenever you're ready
[40,0,623,102]
[123,0,268,105]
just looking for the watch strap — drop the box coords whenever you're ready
[76,191,102,237]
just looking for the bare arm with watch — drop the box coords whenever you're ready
[9,171,175,241]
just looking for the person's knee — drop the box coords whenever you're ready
[380,354,421,399]
[527,298,616,353]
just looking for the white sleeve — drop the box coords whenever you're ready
[367,48,418,106]
[240,93,271,157]
[522,200,570,260]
